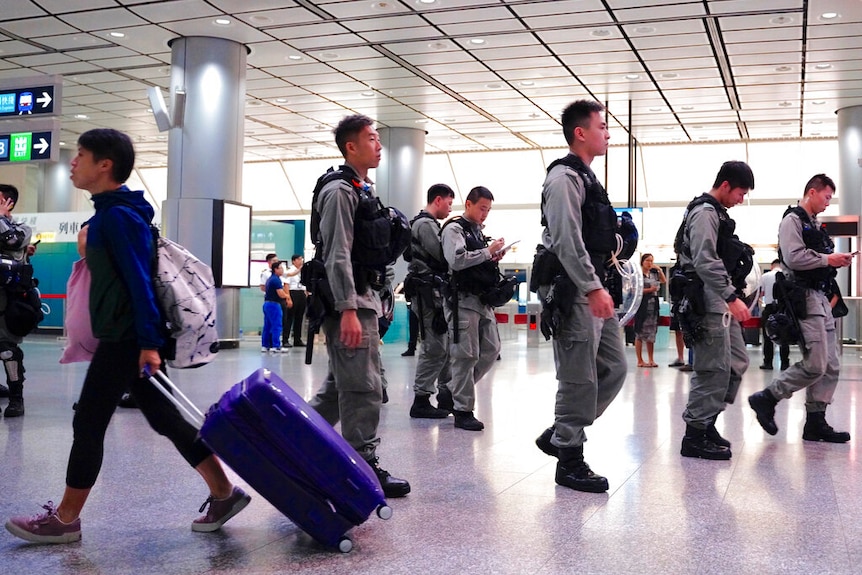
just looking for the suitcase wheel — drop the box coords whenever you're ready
[376,505,393,520]
[338,537,353,553]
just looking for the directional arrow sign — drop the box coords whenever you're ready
[0,84,58,117]
[0,130,55,163]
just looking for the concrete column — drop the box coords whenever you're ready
[39,148,78,212]
[163,36,248,344]
[836,105,862,340]
[376,126,425,283]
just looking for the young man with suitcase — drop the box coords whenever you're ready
[307,115,410,498]
[6,128,249,544]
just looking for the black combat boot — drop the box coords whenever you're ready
[802,411,851,443]
[436,386,454,413]
[453,410,484,431]
[4,382,24,417]
[535,426,558,458]
[748,390,779,435]
[706,415,731,448]
[368,458,411,498]
[680,425,731,460]
[409,394,450,419]
[555,445,608,493]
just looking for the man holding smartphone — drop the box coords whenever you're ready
[749,173,854,443]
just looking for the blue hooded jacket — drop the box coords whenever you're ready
[85,186,163,349]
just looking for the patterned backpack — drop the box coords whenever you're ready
[150,229,219,368]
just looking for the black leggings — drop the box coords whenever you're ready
[66,340,212,490]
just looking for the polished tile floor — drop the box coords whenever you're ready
[2,331,862,574]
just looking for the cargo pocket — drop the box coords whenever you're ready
[332,333,376,392]
[554,318,593,382]
[450,319,476,360]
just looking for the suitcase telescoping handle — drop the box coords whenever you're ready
[145,368,206,429]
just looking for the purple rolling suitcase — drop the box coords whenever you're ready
[150,368,390,552]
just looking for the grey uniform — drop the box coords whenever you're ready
[409,210,452,396]
[766,210,838,410]
[308,165,383,461]
[441,217,501,412]
[679,200,749,428]
[0,216,33,395]
[540,160,626,448]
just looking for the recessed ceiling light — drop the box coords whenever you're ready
[214,18,231,26]
[519,80,535,87]
[486,83,502,89]
[418,0,437,4]
[361,91,375,97]
[320,52,339,60]
[775,65,792,72]
[692,125,703,129]
[443,117,456,122]
[469,38,486,45]
[814,63,832,70]
[275,98,288,103]
[591,29,611,37]
[663,126,674,130]
[780,121,793,126]
[249,15,272,24]
[59,141,66,146]
[287,54,302,61]
[820,12,839,20]
[449,135,460,139]
[778,101,793,107]
[634,26,655,34]
[75,114,88,119]
[681,106,694,111]
[770,16,793,25]
[811,120,822,124]
[625,74,640,80]
[660,72,678,79]
[109,31,125,38]
[428,41,448,50]
[812,100,827,105]
[415,119,428,124]
[649,107,662,112]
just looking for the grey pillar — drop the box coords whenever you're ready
[836,105,862,340]
[376,127,425,283]
[163,36,247,344]
[39,148,78,212]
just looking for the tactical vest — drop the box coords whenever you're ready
[441,216,498,295]
[406,211,448,275]
[310,165,409,291]
[541,154,617,283]
[674,193,754,292]
[779,205,835,289]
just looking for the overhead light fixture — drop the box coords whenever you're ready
[415,119,428,124]
[75,114,88,119]
[109,31,125,38]
[770,16,793,25]
[625,74,640,80]
[418,0,437,4]
[634,26,655,34]
[214,18,231,26]
[287,54,303,61]
[660,72,678,79]
[591,29,611,37]
[486,83,502,89]
[663,126,674,130]
[814,63,832,70]
[812,100,827,105]
[320,52,339,60]
[469,38,486,45]
[649,107,662,112]
[449,135,460,139]
[275,98,288,103]
[428,41,447,50]
[775,66,792,72]
[820,12,839,20]
[811,120,822,124]
[519,80,535,87]
[361,91,375,97]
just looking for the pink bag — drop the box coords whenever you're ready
[60,258,99,364]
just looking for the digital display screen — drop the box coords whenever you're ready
[0,93,15,114]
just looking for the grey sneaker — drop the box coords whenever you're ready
[192,486,251,532]
[5,501,81,544]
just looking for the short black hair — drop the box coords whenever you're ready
[771,258,780,265]
[427,183,455,204]
[0,184,19,204]
[270,260,282,273]
[803,173,836,197]
[265,253,278,262]
[77,128,135,184]
[465,186,494,204]
[561,100,605,145]
[333,114,374,157]
[291,254,302,262]
[712,161,755,190]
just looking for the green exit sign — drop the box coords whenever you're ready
[0,130,53,163]
[10,132,32,162]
